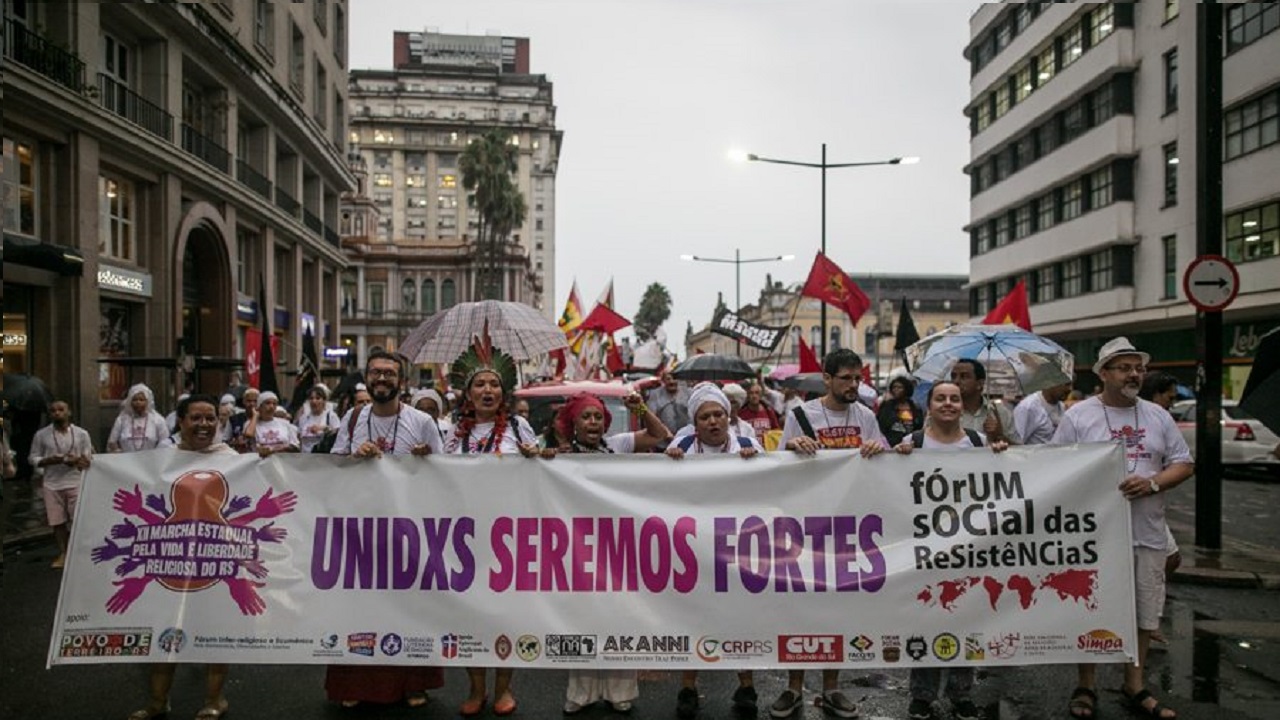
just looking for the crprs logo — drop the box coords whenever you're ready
[778,635,842,663]
[696,636,773,663]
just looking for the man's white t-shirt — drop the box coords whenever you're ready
[781,398,887,450]
[1051,396,1192,551]
[1013,391,1063,446]
[29,425,94,491]
[335,404,443,456]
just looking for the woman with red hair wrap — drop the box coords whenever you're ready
[558,390,671,714]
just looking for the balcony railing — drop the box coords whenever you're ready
[98,74,173,141]
[275,187,301,218]
[303,209,323,234]
[236,159,272,199]
[181,123,230,173]
[323,225,341,248]
[4,19,86,93]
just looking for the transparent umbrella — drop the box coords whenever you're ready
[905,324,1074,396]
[399,300,568,363]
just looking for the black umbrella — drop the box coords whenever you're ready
[781,372,826,395]
[1240,327,1280,435]
[1,374,55,413]
[670,354,755,382]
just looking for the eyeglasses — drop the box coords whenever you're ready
[367,368,399,379]
[1104,364,1145,374]
[831,373,859,383]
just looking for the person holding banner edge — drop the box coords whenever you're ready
[128,394,234,720]
[1051,337,1193,720]
[666,383,764,718]
[324,352,444,710]
[774,349,886,719]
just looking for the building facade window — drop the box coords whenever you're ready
[1164,0,1179,23]
[421,279,436,315]
[1164,48,1178,113]
[99,176,135,261]
[1225,200,1280,263]
[313,60,327,127]
[254,0,275,57]
[1163,143,1178,207]
[1162,235,1177,298]
[441,278,457,309]
[1226,1,1279,53]
[1060,179,1083,222]
[313,0,327,34]
[1061,24,1084,70]
[1060,257,1084,298]
[993,214,1010,248]
[1089,249,1113,292]
[368,283,385,317]
[1224,87,1280,160]
[333,4,346,64]
[289,21,305,95]
[1089,165,1113,209]
[2,138,37,236]
[1089,4,1115,46]
[1037,192,1057,232]
[1036,266,1056,304]
[1014,205,1033,239]
[401,278,415,311]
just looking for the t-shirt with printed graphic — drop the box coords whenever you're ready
[781,398,887,450]
[445,415,536,455]
[1051,396,1192,551]
[253,417,300,451]
[335,404,443,456]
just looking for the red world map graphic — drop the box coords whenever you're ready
[916,569,1098,613]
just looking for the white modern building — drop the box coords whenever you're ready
[965,1,1279,393]
[340,29,562,364]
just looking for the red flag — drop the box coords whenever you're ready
[606,344,625,375]
[798,337,821,373]
[983,279,1033,331]
[577,303,631,335]
[243,327,281,390]
[800,252,871,323]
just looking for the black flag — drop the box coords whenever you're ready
[893,297,921,369]
[288,323,320,413]
[258,277,280,394]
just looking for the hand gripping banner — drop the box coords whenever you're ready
[51,444,1136,669]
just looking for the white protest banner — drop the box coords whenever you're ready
[50,444,1135,669]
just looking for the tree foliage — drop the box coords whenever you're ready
[634,282,672,341]
[460,130,527,299]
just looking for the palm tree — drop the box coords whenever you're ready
[461,130,527,300]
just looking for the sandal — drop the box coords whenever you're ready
[459,695,488,717]
[195,699,229,719]
[1124,688,1177,719]
[406,692,429,708]
[493,692,518,716]
[128,706,170,720]
[1068,687,1096,719]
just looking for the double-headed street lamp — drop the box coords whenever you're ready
[730,145,918,358]
[681,249,794,355]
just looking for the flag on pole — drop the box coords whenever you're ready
[558,280,584,336]
[893,296,921,370]
[983,279,1033,331]
[596,278,615,309]
[256,277,280,394]
[800,252,871,323]
[798,336,821,373]
[287,322,320,413]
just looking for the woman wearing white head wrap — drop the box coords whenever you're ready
[217,394,237,442]
[108,383,169,453]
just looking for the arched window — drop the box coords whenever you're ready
[441,278,456,309]
[401,279,416,311]
[421,278,436,315]
[810,325,822,352]
[829,326,841,351]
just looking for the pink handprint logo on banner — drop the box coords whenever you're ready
[90,470,297,616]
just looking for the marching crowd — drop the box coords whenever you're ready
[9,334,1195,720]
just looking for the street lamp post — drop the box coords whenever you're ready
[734,145,917,358]
[681,250,794,355]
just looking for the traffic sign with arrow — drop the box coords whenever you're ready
[1183,254,1239,312]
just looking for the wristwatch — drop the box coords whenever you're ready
[1148,477,1160,494]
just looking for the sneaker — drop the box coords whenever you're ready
[820,690,860,718]
[908,698,935,720]
[731,685,758,714]
[952,699,981,720]
[610,700,632,713]
[677,688,700,719]
[563,700,585,715]
[769,689,803,718]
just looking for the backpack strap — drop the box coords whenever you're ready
[912,429,984,448]
[676,434,697,452]
[964,428,985,447]
[736,436,755,450]
[911,430,926,449]
[791,406,817,440]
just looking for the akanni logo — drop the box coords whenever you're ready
[778,635,842,663]
[90,471,297,616]
[1077,629,1124,653]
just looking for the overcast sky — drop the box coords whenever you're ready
[350,0,983,351]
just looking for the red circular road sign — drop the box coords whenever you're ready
[1182,254,1239,312]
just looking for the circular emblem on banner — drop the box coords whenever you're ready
[516,634,541,662]
[905,635,928,661]
[932,633,960,661]
[494,634,512,661]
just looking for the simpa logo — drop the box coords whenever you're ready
[157,628,187,654]
[932,633,960,662]
[905,635,929,661]
[1077,629,1124,654]
[987,632,1020,659]
[965,634,985,661]
[516,634,541,662]
[494,634,513,661]
[696,636,773,663]
[347,632,377,657]
[380,633,403,657]
[545,634,597,659]
[881,635,902,663]
[778,635,843,663]
[847,635,876,662]
[59,629,153,658]
[89,470,297,616]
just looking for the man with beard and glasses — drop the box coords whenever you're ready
[773,349,885,719]
[325,351,442,709]
[29,400,94,569]
[1052,337,1192,720]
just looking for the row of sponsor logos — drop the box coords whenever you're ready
[59,628,1126,663]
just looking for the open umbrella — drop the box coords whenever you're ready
[905,324,1074,396]
[1240,327,1280,435]
[1,373,54,413]
[670,354,755,382]
[780,372,826,395]
[768,364,800,381]
[399,300,568,363]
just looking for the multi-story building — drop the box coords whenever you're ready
[965,1,1279,395]
[341,28,562,365]
[686,273,968,385]
[3,0,353,442]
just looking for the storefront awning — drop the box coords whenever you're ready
[3,235,84,276]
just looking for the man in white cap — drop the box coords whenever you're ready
[1052,337,1192,720]
[252,391,300,456]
